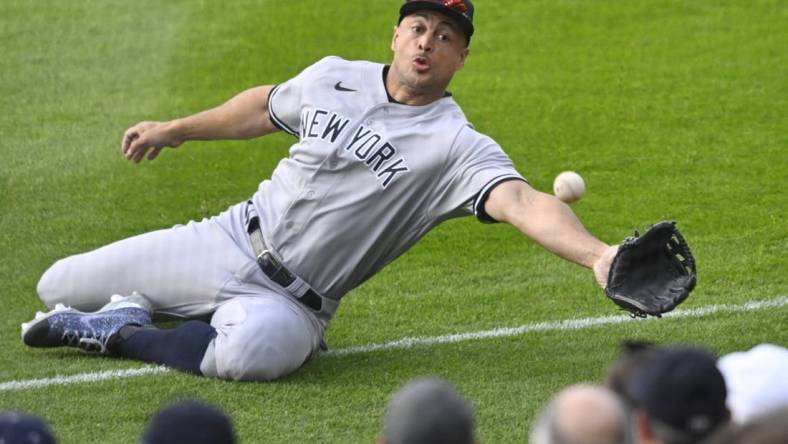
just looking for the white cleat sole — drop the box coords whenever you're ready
[100,292,153,313]
[20,304,83,341]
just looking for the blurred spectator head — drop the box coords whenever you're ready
[381,376,475,444]
[0,411,56,444]
[531,384,631,444]
[140,400,235,444]
[718,344,788,424]
[627,346,729,444]
[605,340,657,404]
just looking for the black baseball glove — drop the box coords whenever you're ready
[605,221,696,317]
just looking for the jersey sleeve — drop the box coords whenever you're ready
[267,56,336,136]
[433,125,526,224]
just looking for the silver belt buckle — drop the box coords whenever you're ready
[257,250,280,271]
[258,250,295,285]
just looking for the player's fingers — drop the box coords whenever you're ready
[132,145,150,163]
[124,138,140,160]
[121,130,138,154]
[126,138,149,163]
[122,134,139,156]
[147,147,162,161]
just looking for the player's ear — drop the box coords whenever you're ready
[457,47,470,69]
[391,25,399,51]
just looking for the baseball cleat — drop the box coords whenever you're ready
[21,292,153,354]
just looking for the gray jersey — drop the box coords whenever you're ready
[251,56,524,301]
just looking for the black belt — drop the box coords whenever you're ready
[247,217,323,312]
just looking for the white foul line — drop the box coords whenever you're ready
[2,296,786,392]
[0,366,170,392]
[324,296,788,356]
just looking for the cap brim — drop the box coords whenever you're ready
[399,2,474,41]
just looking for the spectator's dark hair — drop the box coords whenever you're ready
[604,340,657,404]
[383,377,475,444]
[140,400,235,444]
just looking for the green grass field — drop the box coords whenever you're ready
[1,0,786,442]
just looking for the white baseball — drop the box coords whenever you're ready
[553,171,586,203]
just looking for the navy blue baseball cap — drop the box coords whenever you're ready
[399,0,475,43]
[0,412,56,444]
[627,346,729,440]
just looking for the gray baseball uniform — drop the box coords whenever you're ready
[36,56,524,380]
[257,56,523,302]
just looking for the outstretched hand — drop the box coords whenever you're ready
[121,121,182,163]
[592,245,619,289]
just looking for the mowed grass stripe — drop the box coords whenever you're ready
[3,296,785,392]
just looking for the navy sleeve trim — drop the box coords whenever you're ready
[473,175,527,224]
[267,84,298,137]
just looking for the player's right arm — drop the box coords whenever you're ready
[121,85,279,163]
[483,179,617,289]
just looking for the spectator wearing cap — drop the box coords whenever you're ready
[379,376,476,444]
[626,346,730,444]
[530,384,632,444]
[0,411,56,444]
[717,343,788,424]
[140,400,235,444]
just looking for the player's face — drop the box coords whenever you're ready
[390,11,470,98]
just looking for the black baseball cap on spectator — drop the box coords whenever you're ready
[140,400,235,444]
[627,346,730,443]
[399,0,475,44]
[0,411,56,444]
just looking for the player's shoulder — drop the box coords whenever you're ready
[309,56,381,75]
[450,121,507,157]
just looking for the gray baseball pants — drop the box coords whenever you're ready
[36,201,324,381]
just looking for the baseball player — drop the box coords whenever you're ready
[21,0,618,381]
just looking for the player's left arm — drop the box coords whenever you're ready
[484,180,617,288]
[122,85,279,163]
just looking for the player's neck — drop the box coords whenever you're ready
[384,66,448,106]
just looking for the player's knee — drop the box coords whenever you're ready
[216,342,302,381]
[211,316,314,381]
[36,259,69,309]
[207,297,319,381]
